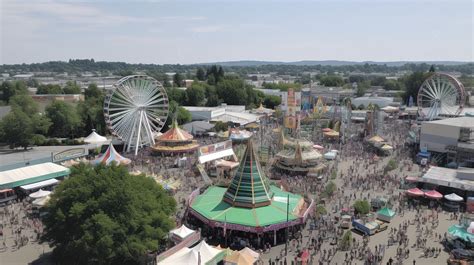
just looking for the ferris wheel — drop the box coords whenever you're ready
[417,73,465,120]
[104,75,169,155]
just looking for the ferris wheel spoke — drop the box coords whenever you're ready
[422,83,438,100]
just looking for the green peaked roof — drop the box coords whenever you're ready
[223,139,273,208]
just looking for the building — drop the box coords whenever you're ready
[420,117,474,167]
[182,104,258,126]
[352,96,395,108]
[310,86,354,104]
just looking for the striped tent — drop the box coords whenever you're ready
[223,139,273,208]
[93,144,131,166]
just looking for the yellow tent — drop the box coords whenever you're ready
[224,251,257,265]
[381,144,393,150]
[368,135,385,143]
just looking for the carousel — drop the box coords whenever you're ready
[151,120,200,154]
[187,139,313,247]
[273,131,323,175]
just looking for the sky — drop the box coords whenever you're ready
[1,0,473,64]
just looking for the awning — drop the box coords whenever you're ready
[445,193,463,202]
[0,163,70,189]
[199,148,235,164]
[424,190,443,199]
[20,178,59,191]
[215,160,239,169]
[406,187,424,197]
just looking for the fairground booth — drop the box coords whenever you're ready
[197,140,239,180]
[187,140,314,249]
[151,121,200,155]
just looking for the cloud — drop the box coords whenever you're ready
[190,25,225,33]
[2,0,156,30]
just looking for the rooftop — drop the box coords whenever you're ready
[424,117,474,127]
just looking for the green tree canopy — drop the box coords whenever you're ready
[213,121,228,132]
[185,83,206,106]
[42,164,176,265]
[63,81,82,94]
[319,75,345,87]
[402,71,431,103]
[353,200,371,215]
[166,87,186,105]
[263,95,281,109]
[0,81,28,103]
[262,82,302,91]
[37,84,63,94]
[173,73,184,87]
[196,68,206,81]
[45,100,82,138]
[166,100,192,128]
[0,109,36,149]
[9,94,39,116]
[77,83,106,135]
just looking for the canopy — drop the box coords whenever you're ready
[239,247,259,260]
[199,148,235,164]
[405,176,419,183]
[381,144,393,150]
[323,152,337,160]
[20,178,59,191]
[381,106,399,113]
[448,225,474,243]
[158,240,223,265]
[84,129,108,144]
[32,195,51,207]
[229,130,253,141]
[445,193,464,202]
[215,160,239,169]
[377,207,395,219]
[29,189,51,199]
[323,131,339,137]
[406,188,424,197]
[170,225,195,240]
[224,251,256,265]
[424,190,443,199]
[0,163,70,189]
[322,128,332,132]
[92,144,131,166]
[368,135,385,143]
[158,121,194,142]
[313,144,324,150]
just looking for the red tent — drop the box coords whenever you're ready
[406,188,424,197]
[424,190,443,200]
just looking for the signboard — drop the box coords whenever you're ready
[52,148,88,162]
[198,140,232,156]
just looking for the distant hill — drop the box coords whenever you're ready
[197,60,470,67]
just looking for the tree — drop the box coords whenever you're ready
[173,73,183,87]
[37,84,63,94]
[216,78,247,105]
[429,65,436,72]
[166,87,186,105]
[353,200,370,215]
[9,94,39,116]
[204,85,220,107]
[166,101,192,128]
[77,83,106,135]
[402,71,431,104]
[63,81,81,94]
[339,230,352,251]
[356,81,370,97]
[383,79,403,91]
[384,159,398,173]
[45,100,82,138]
[0,81,27,103]
[196,68,206,81]
[42,164,176,265]
[213,121,228,132]
[319,75,344,87]
[263,95,281,109]
[185,83,206,106]
[0,109,34,149]
[323,181,337,197]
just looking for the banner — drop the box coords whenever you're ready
[198,140,232,156]
[52,148,88,162]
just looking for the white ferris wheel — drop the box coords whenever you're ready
[417,73,465,121]
[104,75,169,155]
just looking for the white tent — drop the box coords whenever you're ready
[84,129,108,144]
[158,240,223,265]
[29,189,51,199]
[32,195,51,207]
[324,151,337,160]
[169,225,195,242]
[381,106,399,113]
[445,193,464,202]
[239,247,260,260]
